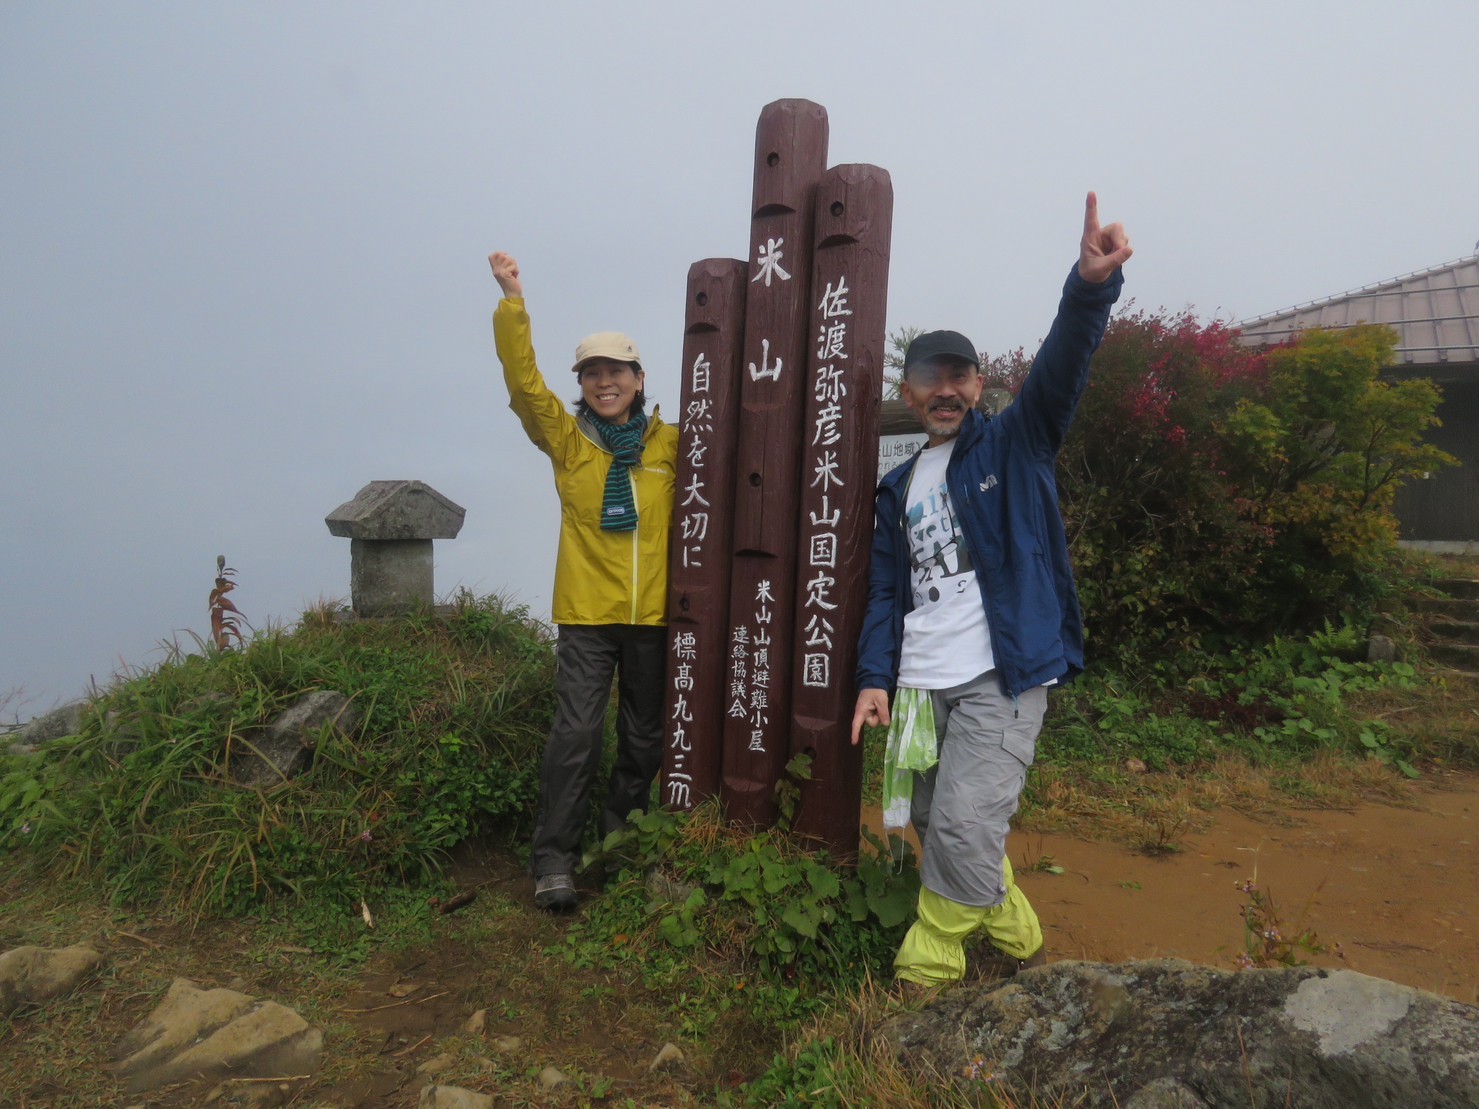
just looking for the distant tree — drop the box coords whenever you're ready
[882,325,924,398]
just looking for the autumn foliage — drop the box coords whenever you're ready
[1023,312,1454,667]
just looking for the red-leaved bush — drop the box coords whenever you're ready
[988,310,1454,668]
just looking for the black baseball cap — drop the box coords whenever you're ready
[903,330,980,375]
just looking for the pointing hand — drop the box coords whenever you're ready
[1077,192,1132,283]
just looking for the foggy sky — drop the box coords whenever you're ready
[4,1,1477,718]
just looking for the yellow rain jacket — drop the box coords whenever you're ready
[494,297,677,628]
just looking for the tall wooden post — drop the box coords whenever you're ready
[663,258,749,810]
[720,99,830,827]
[788,164,894,857]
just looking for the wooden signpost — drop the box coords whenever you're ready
[662,99,893,858]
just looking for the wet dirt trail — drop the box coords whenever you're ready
[866,773,1479,1004]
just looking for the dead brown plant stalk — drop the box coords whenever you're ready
[209,554,247,651]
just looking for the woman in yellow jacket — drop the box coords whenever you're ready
[489,252,677,912]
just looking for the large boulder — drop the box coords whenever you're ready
[112,978,322,1095]
[0,944,105,1015]
[10,700,90,754]
[229,690,358,787]
[876,959,1479,1108]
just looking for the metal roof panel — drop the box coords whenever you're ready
[1238,252,1479,365]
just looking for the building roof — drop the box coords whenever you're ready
[1238,249,1479,370]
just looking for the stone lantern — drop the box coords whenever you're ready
[325,480,466,617]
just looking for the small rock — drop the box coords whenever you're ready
[492,1035,523,1054]
[0,943,106,1015]
[648,1041,685,1072]
[388,980,418,998]
[418,1087,493,1109]
[1125,757,1147,774]
[537,1066,570,1090]
[417,1052,457,1075]
[646,868,700,904]
[230,690,358,786]
[462,1008,487,1034]
[1367,634,1398,663]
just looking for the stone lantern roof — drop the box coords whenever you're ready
[325,480,466,541]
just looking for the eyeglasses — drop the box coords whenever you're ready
[904,361,978,389]
[910,535,959,573]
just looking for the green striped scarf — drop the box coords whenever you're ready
[588,411,648,532]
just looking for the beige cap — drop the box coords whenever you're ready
[572,331,642,373]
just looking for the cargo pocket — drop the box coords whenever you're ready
[1002,722,1037,769]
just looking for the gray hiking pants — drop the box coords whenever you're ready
[530,623,665,878]
[911,672,1047,907]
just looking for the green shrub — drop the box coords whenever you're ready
[1040,622,1423,774]
[0,592,555,915]
[566,805,920,1020]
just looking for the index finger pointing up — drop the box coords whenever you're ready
[1083,190,1100,236]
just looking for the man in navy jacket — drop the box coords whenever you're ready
[851,193,1131,990]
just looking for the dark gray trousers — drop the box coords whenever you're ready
[530,623,666,878]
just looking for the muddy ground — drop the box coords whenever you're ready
[4,772,1477,1106]
[1001,771,1479,1005]
[326,770,1479,1103]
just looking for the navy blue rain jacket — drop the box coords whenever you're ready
[854,265,1124,699]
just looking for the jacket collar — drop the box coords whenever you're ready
[883,408,990,490]
[956,406,988,449]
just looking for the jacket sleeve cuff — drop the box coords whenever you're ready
[1062,265,1124,306]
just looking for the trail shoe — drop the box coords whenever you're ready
[967,943,1048,983]
[534,873,578,913]
[891,977,945,1005]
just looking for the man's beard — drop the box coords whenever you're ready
[922,401,966,440]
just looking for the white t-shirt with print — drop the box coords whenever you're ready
[895,439,995,689]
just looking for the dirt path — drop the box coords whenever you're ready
[872,773,1479,1004]
[8,776,1477,1106]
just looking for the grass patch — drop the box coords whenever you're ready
[3,568,1477,1105]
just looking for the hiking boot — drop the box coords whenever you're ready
[1019,946,1048,971]
[967,943,1048,983]
[534,873,578,913]
[891,977,945,1005]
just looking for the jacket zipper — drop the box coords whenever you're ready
[629,467,640,624]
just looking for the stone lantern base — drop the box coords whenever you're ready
[350,538,434,617]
